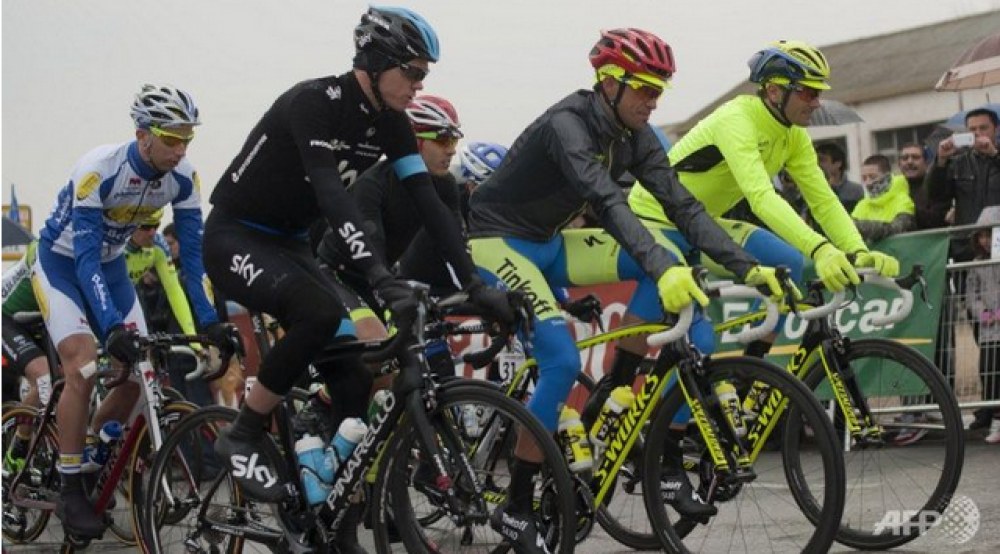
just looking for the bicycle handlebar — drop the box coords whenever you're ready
[719,284,782,343]
[854,268,915,326]
[797,290,848,321]
[104,333,239,389]
[646,303,695,347]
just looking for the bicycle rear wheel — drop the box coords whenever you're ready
[371,383,576,554]
[140,405,287,554]
[643,356,845,553]
[787,338,964,549]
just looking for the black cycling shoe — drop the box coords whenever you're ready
[56,490,107,539]
[660,469,718,519]
[490,503,551,554]
[214,429,286,503]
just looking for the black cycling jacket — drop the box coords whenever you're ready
[468,89,757,279]
[210,71,475,284]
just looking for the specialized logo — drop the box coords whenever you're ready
[326,85,342,100]
[495,258,555,317]
[338,222,373,260]
[230,453,277,489]
[230,254,264,286]
[595,373,660,484]
[583,235,606,247]
[75,172,102,201]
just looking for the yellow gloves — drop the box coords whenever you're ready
[742,265,800,303]
[657,266,709,314]
[812,243,860,292]
[854,251,900,278]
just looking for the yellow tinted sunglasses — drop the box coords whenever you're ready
[151,126,195,147]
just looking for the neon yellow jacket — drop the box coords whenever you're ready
[852,175,914,222]
[629,95,866,256]
[125,235,197,338]
[851,175,916,243]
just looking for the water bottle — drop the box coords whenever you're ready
[326,418,368,474]
[295,435,332,505]
[460,405,495,439]
[558,407,593,473]
[589,386,635,456]
[715,381,747,438]
[82,420,122,472]
[368,390,392,423]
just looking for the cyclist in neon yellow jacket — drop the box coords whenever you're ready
[124,209,201,340]
[629,39,899,359]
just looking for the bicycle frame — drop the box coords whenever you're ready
[715,298,882,446]
[496,320,781,511]
[191,333,484,548]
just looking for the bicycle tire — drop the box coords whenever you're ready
[125,400,200,546]
[2,405,58,544]
[141,405,287,554]
[786,337,964,550]
[643,356,845,554]
[370,383,577,554]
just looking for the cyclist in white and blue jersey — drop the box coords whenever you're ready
[32,84,235,539]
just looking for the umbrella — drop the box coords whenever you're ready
[2,215,33,247]
[935,32,1000,91]
[943,102,1000,130]
[810,99,864,127]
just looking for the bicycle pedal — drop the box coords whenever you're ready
[733,467,757,483]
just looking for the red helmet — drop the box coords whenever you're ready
[589,28,675,81]
[406,95,462,137]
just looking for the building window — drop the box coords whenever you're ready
[873,123,942,166]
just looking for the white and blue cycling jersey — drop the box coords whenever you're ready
[38,141,217,336]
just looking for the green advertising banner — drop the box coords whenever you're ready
[707,232,950,399]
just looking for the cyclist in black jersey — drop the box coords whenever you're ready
[467,29,789,542]
[316,94,466,327]
[203,9,515,549]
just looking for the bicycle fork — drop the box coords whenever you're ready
[676,356,755,488]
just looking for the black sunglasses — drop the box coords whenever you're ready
[397,61,429,82]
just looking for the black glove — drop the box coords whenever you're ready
[466,279,516,326]
[373,275,418,319]
[204,322,244,358]
[563,294,602,324]
[105,325,142,365]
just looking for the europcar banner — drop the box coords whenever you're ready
[449,231,948,394]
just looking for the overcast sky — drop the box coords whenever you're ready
[3,0,999,230]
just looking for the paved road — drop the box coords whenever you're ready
[5,439,996,553]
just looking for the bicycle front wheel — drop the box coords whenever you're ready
[141,405,286,554]
[371,383,577,554]
[643,356,845,554]
[788,338,964,550]
[2,405,58,545]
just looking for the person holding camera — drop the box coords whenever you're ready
[927,107,1000,261]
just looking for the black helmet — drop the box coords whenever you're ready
[354,6,440,63]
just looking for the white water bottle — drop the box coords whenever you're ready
[327,418,368,474]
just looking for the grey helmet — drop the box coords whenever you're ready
[130,84,201,128]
